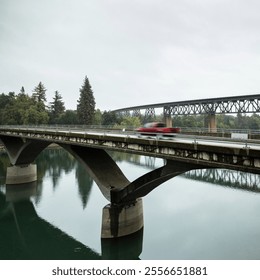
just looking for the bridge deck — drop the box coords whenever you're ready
[0,126,260,175]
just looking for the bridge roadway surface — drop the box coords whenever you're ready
[15,126,260,151]
[1,126,260,175]
[1,125,260,149]
[62,129,256,150]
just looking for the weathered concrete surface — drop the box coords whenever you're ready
[6,164,37,184]
[208,113,217,132]
[164,115,173,127]
[101,198,143,238]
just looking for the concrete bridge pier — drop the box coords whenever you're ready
[164,116,173,127]
[101,198,143,239]
[163,106,173,127]
[6,164,37,185]
[0,135,50,185]
[62,145,144,238]
[207,113,217,132]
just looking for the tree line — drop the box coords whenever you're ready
[0,76,97,125]
[0,76,134,126]
[1,76,260,130]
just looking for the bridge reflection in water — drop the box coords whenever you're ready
[0,149,143,260]
[0,185,143,260]
[0,148,260,259]
[126,154,260,193]
[183,169,260,193]
[0,186,100,260]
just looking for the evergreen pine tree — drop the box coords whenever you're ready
[77,76,95,124]
[33,82,47,103]
[19,86,26,96]
[50,90,65,123]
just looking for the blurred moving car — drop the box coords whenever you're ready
[136,122,180,136]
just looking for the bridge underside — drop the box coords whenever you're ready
[0,135,206,203]
[61,145,206,238]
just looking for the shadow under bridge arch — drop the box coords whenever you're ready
[0,135,51,165]
[62,145,206,204]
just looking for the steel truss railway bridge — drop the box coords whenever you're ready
[113,94,260,131]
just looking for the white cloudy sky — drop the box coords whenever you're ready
[1,0,260,111]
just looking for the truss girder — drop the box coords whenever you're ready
[132,109,141,117]
[145,107,155,117]
[121,110,131,117]
[118,96,260,116]
[173,98,260,115]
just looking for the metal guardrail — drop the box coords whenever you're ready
[1,125,260,145]
[1,124,260,134]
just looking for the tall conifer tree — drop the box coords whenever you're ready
[33,82,47,103]
[77,76,95,124]
[50,90,65,123]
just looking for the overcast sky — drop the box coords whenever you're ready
[1,0,260,111]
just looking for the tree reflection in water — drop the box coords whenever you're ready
[1,146,259,260]
[0,147,143,260]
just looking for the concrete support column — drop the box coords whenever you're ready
[208,114,217,132]
[6,164,37,185]
[164,116,173,127]
[101,198,143,238]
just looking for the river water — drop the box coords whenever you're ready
[0,147,260,260]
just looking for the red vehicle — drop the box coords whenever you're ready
[136,122,180,136]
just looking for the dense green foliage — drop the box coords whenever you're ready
[0,78,97,125]
[0,90,49,125]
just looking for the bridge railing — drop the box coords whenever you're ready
[179,126,260,134]
[1,125,260,139]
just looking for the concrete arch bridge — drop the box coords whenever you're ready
[1,126,260,238]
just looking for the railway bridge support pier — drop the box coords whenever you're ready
[207,113,217,132]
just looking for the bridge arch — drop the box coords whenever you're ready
[0,135,209,238]
[0,135,51,184]
[60,144,208,238]
[0,135,51,165]
[0,135,206,204]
